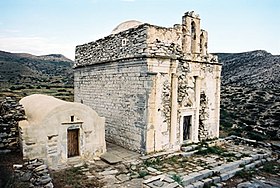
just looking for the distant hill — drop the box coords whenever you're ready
[0,50,74,101]
[215,50,280,88]
[216,50,280,141]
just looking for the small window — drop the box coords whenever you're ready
[122,39,128,46]
[70,115,74,122]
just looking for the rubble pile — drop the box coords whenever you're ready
[14,158,53,188]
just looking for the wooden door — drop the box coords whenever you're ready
[67,129,79,158]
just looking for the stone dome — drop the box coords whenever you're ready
[111,20,142,34]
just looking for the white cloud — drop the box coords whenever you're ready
[0,36,75,60]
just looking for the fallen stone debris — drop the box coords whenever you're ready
[6,137,279,188]
[11,136,276,188]
[13,158,53,188]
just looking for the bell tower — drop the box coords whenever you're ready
[182,11,202,54]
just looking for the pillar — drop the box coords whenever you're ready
[170,73,178,147]
[193,76,201,142]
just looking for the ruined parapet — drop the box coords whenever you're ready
[75,11,217,69]
[0,97,26,153]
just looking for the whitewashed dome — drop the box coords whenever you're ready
[111,20,142,34]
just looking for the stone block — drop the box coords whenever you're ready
[143,175,165,184]
[163,176,175,183]
[192,180,204,188]
[165,182,180,188]
[199,169,213,179]
[182,175,196,186]
[211,176,221,184]
[220,173,229,181]
[202,178,213,186]
[184,184,194,188]
[181,146,192,152]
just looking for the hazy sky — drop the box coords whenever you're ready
[0,0,279,60]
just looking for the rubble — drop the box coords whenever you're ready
[13,158,54,188]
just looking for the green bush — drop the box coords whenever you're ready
[138,170,149,178]
[196,146,226,155]
[171,174,183,186]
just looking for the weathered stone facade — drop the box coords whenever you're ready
[74,11,222,153]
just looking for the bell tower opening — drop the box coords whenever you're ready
[191,21,197,53]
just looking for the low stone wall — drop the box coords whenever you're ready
[0,97,25,153]
[13,158,53,188]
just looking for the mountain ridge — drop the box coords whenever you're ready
[214,50,280,89]
[216,50,280,141]
[0,50,74,101]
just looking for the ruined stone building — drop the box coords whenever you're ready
[74,11,222,153]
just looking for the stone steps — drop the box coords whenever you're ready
[182,153,274,188]
[143,151,275,188]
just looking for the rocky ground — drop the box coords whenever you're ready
[217,50,280,141]
[220,86,280,141]
[2,138,279,188]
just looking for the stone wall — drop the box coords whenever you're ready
[200,63,221,140]
[75,24,148,67]
[0,97,25,152]
[74,59,155,153]
[75,23,196,68]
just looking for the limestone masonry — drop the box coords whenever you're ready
[74,11,222,153]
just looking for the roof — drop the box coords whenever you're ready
[19,94,88,124]
[111,20,143,34]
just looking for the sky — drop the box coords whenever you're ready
[0,0,279,60]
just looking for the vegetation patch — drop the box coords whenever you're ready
[261,161,280,174]
[235,169,256,180]
[196,146,226,155]
[51,165,104,188]
[171,174,183,186]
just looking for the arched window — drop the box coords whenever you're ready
[191,21,196,53]
[200,33,204,53]
[191,21,196,40]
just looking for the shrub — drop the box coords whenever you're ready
[138,170,149,178]
[262,162,280,173]
[235,169,255,180]
[171,174,183,186]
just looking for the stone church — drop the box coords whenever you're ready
[74,11,222,153]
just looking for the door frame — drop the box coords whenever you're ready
[179,109,195,144]
[183,115,192,141]
[67,128,80,158]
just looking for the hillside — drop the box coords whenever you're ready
[216,50,280,88]
[215,50,280,141]
[1,49,279,140]
[0,50,74,101]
